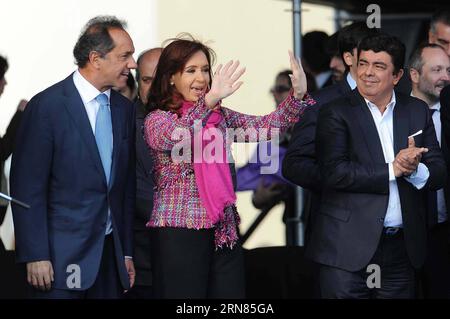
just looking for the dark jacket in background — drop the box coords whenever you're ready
[134,99,154,287]
[283,79,352,244]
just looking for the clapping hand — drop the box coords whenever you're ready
[393,137,428,177]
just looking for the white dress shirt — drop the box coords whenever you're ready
[364,91,429,227]
[73,70,111,133]
[72,70,113,235]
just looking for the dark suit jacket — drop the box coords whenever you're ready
[282,79,352,243]
[136,99,154,202]
[439,85,450,226]
[134,99,153,286]
[0,111,22,162]
[306,89,446,272]
[10,74,136,290]
[0,110,22,217]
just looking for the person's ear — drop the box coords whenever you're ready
[393,69,404,85]
[429,29,436,43]
[343,52,353,67]
[409,68,420,84]
[89,51,102,70]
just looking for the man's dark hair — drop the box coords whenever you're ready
[326,31,339,57]
[302,31,330,74]
[430,9,450,34]
[357,33,406,75]
[338,22,379,70]
[73,15,127,68]
[409,43,446,74]
[277,70,293,88]
[0,55,8,80]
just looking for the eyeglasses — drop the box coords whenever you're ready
[270,85,291,94]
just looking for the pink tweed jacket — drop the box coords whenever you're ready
[144,92,315,233]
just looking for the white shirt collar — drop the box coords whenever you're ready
[364,90,397,113]
[410,91,440,111]
[73,69,111,105]
[346,72,357,90]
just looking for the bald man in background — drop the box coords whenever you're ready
[125,48,161,299]
[136,48,162,105]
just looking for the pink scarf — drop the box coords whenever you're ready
[180,101,236,224]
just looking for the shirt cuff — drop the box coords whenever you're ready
[388,162,395,181]
[124,256,133,260]
[404,163,429,190]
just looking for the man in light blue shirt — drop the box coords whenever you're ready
[11,16,137,299]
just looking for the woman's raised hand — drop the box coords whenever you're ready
[288,50,307,100]
[206,60,246,109]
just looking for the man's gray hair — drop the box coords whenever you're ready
[73,15,127,68]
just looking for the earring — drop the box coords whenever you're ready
[170,82,174,86]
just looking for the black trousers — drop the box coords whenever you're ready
[421,221,450,298]
[123,197,153,299]
[29,234,123,299]
[150,227,245,299]
[319,229,416,299]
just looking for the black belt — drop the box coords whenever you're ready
[383,227,403,236]
[432,220,449,231]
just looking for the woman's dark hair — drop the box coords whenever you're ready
[0,55,8,80]
[147,34,216,113]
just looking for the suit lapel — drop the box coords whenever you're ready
[110,91,123,190]
[351,90,386,163]
[393,94,410,155]
[339,78,352,96]
[62,75,107,186]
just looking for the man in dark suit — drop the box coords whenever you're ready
[410,44,450,298]
[302,31,333,90]
[441,84,450,200]
[0,55,28,222]
[309,33,446,298]
[10,16,137,299]
[125,47,161,299]
[0,55,28,299]
[283,22,378,244]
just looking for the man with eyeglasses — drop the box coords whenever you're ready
[270,70,293,106]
